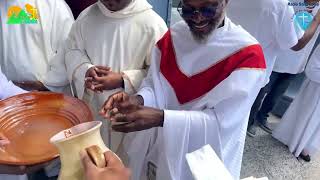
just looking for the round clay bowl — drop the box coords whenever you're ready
[0,92,93,165]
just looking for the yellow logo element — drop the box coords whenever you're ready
[7,4,39,24]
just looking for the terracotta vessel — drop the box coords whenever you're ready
[0,92,92,165]
[50,121,108,180]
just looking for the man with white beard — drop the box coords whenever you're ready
[273,44,320,162]
[65,0,167,151]
[100,0,266,179]
[0,0,74,92]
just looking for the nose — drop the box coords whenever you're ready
[192,12,205,23]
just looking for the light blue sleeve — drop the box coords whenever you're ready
[0,70,27,100]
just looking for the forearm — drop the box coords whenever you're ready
[291,17,320,51]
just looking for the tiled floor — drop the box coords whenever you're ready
[241,114,320,180]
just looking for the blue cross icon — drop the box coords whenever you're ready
[294,11,314,30]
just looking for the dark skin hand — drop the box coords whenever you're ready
[80,150,130,180]
[13,81,48,91]
[0,133,50,175]
[291,8,320,51]
[99,92,164,133]
[85,66,124,93]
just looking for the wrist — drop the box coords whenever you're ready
[120,77,125,88]
[157,110,164,127]
[135,95,144,106]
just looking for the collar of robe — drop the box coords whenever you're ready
[97,0,152,18]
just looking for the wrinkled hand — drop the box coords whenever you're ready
[13,81,48,91]
[85,66,123,92]
[100,92,163,133]
[80,150,130,180]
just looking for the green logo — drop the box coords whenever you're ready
[7,4,39,24]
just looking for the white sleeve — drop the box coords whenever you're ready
[0,70,27,100]
[41,0,74,92]
[306,45,320,83]
[122,20,168,94]
[137,48,163,108]
[275,4,299,50]
[65,21,94,99]
[162,69,265,179]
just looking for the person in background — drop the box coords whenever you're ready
[254,0,320,133]
[273,44,320,162]
[227,0,320,137]
[0,69,43,180]
[0,0,74,93]
[65,0,167,151]
[100,0,266,179]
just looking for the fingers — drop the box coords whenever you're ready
[100,92,126,115]
[103,151,124,168]
[95,66,111,72]
[95,68,110,76]
[80,150,98,172]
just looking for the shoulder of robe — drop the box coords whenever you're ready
[260,0,291,15]
[132,9,168,34]
[74,2,99,22]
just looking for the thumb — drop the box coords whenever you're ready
[104,151,124,168]
[80,150,97,172]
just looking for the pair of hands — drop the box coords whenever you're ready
[99,92,164,133]
[0,133,49,175]
[80,150,130,180]
[85,66,124,93]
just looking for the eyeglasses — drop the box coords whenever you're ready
[177,1,221,19]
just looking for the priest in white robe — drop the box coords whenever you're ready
[65,0,167,151]
[0,70,26,180]
[272,44,320,162]
[100,0,266,179]
[0,0,74,92]
[227,0,320,137]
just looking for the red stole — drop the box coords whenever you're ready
[157,31,266,104]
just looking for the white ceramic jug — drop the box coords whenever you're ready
[50,121,108,180]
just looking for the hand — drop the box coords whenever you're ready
[0,133,9,147]
[100,92,163,133]
[91,68,124,91]
[80,150,130,180]
[13,81,48,91]
[85,66,101,91]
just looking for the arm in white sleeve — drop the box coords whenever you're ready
[65,20,94,99]
[41,0,74,92]
[122,22,168,94]
[306,45,320,83]
[0,70,27,100]
[162,69,265,179]
[137,47,165,108]
[276,3,299,50]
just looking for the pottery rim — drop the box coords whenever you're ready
[50,121,102,144]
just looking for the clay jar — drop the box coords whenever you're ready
[50,121,108,180]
